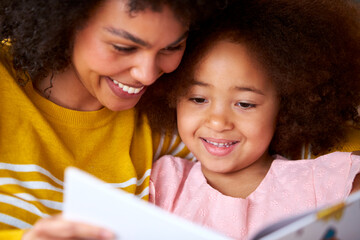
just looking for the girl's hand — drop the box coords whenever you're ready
[22,214,115,240]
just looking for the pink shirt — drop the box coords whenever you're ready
[149,152,360,240]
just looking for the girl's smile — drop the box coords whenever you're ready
[201,137,240,157]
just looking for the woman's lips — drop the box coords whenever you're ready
[111,78,144,94]
[106,77,146,98]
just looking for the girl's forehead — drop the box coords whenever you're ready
[193,40,276,93]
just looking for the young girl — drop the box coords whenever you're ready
[0,0,223,239]
[141,0,360,239]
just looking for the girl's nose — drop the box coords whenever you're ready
[205,108,234,132]
[130,54,160,86]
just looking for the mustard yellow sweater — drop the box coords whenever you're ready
[0,49,191,239]
[299,127,360,159]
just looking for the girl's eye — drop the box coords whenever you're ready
[113,45,136,53]
[236,102,256,109]
[189,97,207,104]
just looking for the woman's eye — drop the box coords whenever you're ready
[189,97,207,104]
[162,44,185,53]
[236,102,256,109]
[113,45,136,53]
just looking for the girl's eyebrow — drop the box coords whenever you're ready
[192,80,209,87]
[192,80,264,95]
[235,86,265,95]
[104,26,188,48]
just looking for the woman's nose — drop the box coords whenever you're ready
[130,54,160,86]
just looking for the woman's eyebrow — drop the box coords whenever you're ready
[104,26,149,46]
[104,26,188,48]
[167,31,189,47]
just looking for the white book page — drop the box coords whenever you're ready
[63,167,231,240]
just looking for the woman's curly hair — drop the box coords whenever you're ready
[0,0,224,84]
[139,0,360,157]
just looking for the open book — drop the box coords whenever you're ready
[63,167,360,240]
[249,190,360,240]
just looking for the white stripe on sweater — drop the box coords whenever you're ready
[14,193,62,211]
[0,213,32,228]
[0,194,50,218]
[0,178,63,192]
[0,163,63,185]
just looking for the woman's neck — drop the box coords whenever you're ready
[201,154,273,199]
[33,66,103,111]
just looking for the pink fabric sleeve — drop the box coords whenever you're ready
[149,156,195,211]
[313,152,360,206]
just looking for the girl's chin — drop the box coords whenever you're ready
[201,162,236,175]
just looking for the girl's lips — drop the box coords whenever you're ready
[201,138,239,157]
[106,77,146,98]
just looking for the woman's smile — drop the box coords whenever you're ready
[110,77,144,94]
[107,76,145,95]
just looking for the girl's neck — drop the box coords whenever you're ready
[33,66,103,111]
[201,154,273,199]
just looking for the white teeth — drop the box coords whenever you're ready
[111,78,144,94]
[204,139,237,148]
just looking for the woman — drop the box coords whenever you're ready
[0,0,222,239]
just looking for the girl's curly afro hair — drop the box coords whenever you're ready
[139,0,360,157]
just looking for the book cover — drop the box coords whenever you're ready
[250,191,360,240]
